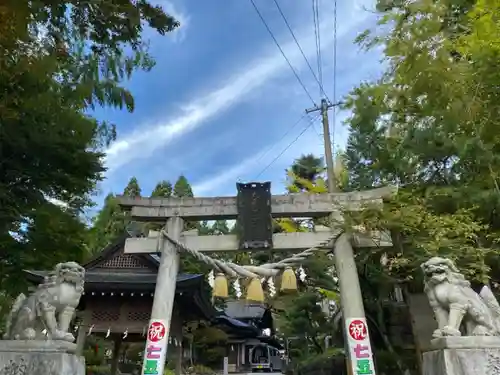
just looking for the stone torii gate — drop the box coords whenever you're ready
[117,185,394,375]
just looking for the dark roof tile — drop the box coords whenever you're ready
[25,270,202,285]
[224,300,266,319]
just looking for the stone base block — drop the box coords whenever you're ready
[430,336,500,349]
[0,341,84,375]
[423,347,500,375]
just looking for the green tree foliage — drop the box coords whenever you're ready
[192,325,228,368]
[86,177,143,256]
[270,163,340,363]
[198,221,212,235]
[210,220,230,235]
[0,0,179,301]
[174,175,194,198]
[86,193,128,256]
[173,175,199,235]
[151,180,173,198]
[1,0,178,226]
[282,157,417,373]
[342,0,500,284]
[334,1,500,372]
[197,220,230,236]
[123,177,141,198]
[22,203,88,267]
[1,202,89,295]
[279,291,335,358]
[145,180,174,233]
[288,154,324,191]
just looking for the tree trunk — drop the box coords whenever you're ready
[189,337,194,366]
[305,311,323,354]
[402,286,423,375]
[110,337,122,375]
[175,337,183,375]
[373,297,411,375]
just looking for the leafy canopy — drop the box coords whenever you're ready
[0,0,179,296]
[342,0,500,284]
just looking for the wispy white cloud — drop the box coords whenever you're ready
[160,0,190,43]
[144,0,190,43]
[191,110,356,196]
[192,150,270,195]
[190,39,388,197]
[191,115,322,195]
[192,127,323,196]
[104,9,370,173]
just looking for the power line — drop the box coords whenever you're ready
[312,0,323,94]
[331,0,338,159]
[315,0,323,88]
[249,0,316,106]
[303,0,341,191]
[312,0,320,78]
[249,114,308,180]
[255,115,320,179]
[237,114,307,182]
[272,0,331,102]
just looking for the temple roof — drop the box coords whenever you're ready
[215,315,282,348]
[224,300,268,319]
[23,233,204,291]
[24,270,204,292]
[23,233,217,295]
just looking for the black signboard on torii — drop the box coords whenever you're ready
[236,182,273,250]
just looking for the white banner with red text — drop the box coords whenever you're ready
[141,319,169,375]
[345,317,376,375]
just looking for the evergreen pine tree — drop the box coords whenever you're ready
[123,177,141,197]
[151,180,173,198]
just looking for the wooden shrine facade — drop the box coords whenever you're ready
[24,233,218,345]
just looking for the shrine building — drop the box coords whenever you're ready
[23,232,281,375]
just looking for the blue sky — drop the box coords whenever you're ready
[96,0,384,200]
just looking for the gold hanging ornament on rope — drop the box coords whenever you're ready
[246,277,265,303]
[212,273,229,299]
[280,266,298,293]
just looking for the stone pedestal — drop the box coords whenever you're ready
[0,340,85,375]
[422,337,500,375]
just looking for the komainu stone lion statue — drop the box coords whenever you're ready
[3,261,85,341]
[422,257,500,338]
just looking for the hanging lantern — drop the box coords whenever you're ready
[246,277,264,303]
[280,267,298,293]
[213,273,229,298]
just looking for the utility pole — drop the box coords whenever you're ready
[306,98,338,192]
[305,98,377,375]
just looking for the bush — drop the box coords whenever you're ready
[185,364,216,375]
[86,365,110,375]
[84,348,105,366]
[296,349,347,375]
[120,362,140,374]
